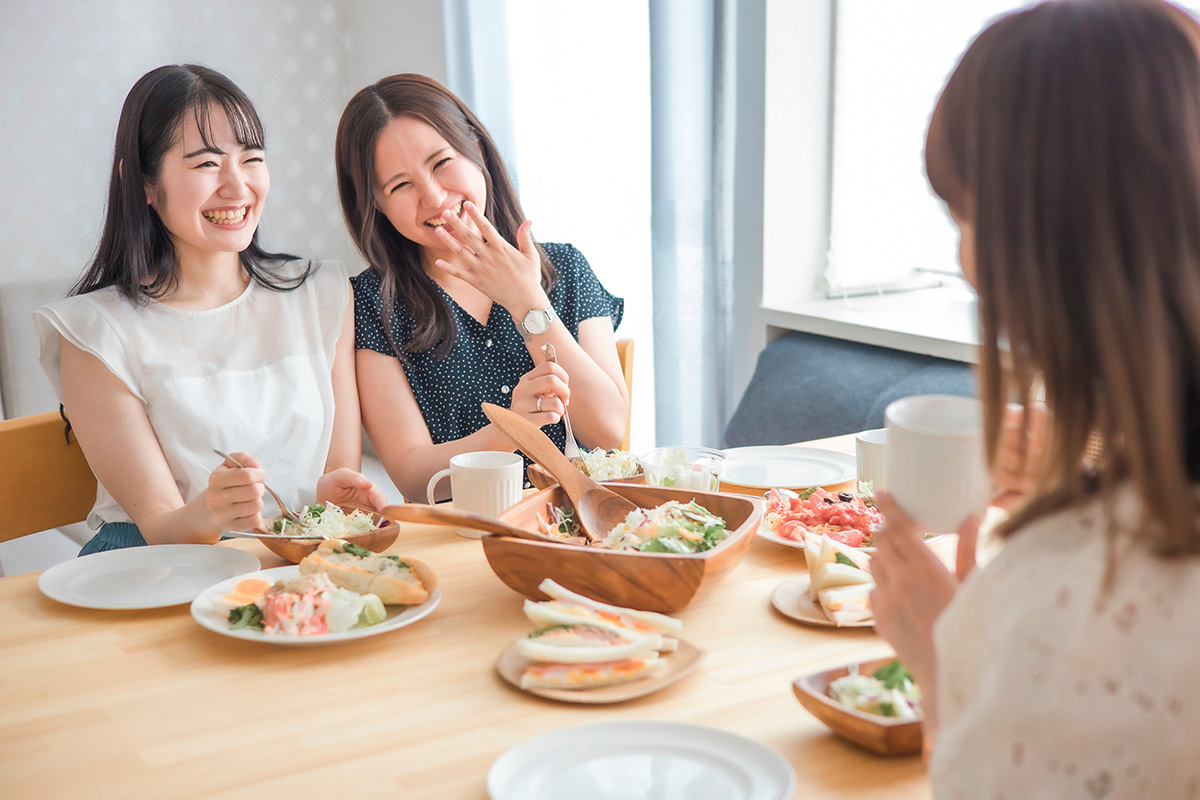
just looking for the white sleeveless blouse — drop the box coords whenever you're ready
[34,260,348,530]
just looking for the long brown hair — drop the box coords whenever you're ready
[335,73,555,359]
[926,0,1200,554]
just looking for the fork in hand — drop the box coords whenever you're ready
[540,344,583,459]
[212,449,307,528]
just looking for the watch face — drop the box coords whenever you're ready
[523,308,551,335]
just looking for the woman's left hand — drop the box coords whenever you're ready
[869,491,979,692]
[316,469,387,513]
[431,202,547,314]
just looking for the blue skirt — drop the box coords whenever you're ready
[78,522,146,556]
[78,523,231,556]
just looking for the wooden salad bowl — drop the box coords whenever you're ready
[792,656,924,756]
[258,505,400,565]
[484,483,763,613]
[526,460,645,491]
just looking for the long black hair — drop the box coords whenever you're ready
[75,64,304,300]
[335,73,555,359]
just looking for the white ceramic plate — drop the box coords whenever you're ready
[721,446,855,491]
[38,545,261,610]
[190,565,441,645]
[488,721,796,800]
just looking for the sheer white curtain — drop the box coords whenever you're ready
[649,0,738,447]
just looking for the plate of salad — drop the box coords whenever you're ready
[190,566,441,646]
[537,499,730,554]
[792,656,924,756]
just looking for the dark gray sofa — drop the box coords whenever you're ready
[724,331,975,446]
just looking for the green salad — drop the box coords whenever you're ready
[603,500,728,553]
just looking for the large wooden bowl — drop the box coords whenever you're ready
[792,657,923,756]
[484,484,762,612]
[258,506,400,565]
[526,460,644,491]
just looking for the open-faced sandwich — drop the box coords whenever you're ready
[299,539,437,605]
[517,579,682,690]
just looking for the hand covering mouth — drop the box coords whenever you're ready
[424,201,464,228]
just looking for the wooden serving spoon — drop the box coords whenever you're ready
[482,402,638,542]
[379,503,562,544]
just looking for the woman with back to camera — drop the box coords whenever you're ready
[35,64,385,556]
[335,74,628,502]
[868,1,1200,795]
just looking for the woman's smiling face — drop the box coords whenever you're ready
[146,104,269,264]
[372,115,487,260]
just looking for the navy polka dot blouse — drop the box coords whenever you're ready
[352,242,624,457]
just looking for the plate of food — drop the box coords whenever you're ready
[757,487,945,554]
[792,657,923,756]
[527,448,645,490]
[39,545,262,610]
[190,539,439,645]
[488,721,796,800]
[487,483,762,613]
[771,533,875,627]
[495,579,704,704]
[219,503,400,564]
[720,446,856,494]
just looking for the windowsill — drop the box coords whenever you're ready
[760,285,979,364]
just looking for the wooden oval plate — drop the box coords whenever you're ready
[770,574,874,629]
[494,639,704,704]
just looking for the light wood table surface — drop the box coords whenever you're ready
[1,434,933,799]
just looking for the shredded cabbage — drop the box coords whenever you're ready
[578,448,642,481]
[270,504,377,539]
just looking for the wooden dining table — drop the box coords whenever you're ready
[0,433,937,799]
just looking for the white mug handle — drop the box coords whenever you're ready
[427,468,452,505]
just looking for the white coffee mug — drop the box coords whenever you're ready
[885,395,990,533]
[855,428,888,496]
[426,451,524,538]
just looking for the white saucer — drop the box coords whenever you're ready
[38,545,261,610]
[721,446,855,490]
[488,721,796,800]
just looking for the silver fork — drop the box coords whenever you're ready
[540,344,583,459]
[212,449,307,527]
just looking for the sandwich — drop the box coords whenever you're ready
[518,624,663,664]
[817,583,873,626]
[807,534,871,600]
[523,578,683,648]
[298,539,437,605]
[520,656,666,690]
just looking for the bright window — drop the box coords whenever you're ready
[825,0,1030,294]
[505,1,654,451]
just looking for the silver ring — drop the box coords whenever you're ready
[536,396,543,413]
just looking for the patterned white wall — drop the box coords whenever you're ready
[0,0,364,284]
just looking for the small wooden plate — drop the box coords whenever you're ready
[494,639,704,704]
[770,575,874,629]
[792,657,923,756]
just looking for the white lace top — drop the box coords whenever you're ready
[34,260,348,529]
[932,488,1200,798]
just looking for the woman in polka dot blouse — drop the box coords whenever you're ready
[868,2,1200,796]
[335,74,629,501]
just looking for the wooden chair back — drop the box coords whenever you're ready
[616,339,634,452]
[0,412,97,542]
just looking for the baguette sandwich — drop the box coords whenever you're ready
[299,539,437,605]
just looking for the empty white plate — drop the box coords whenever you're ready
[38,545,261,610]
[721,446,855,490]
[488,721,796,800]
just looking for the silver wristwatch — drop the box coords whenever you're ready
[518,306,556,341]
